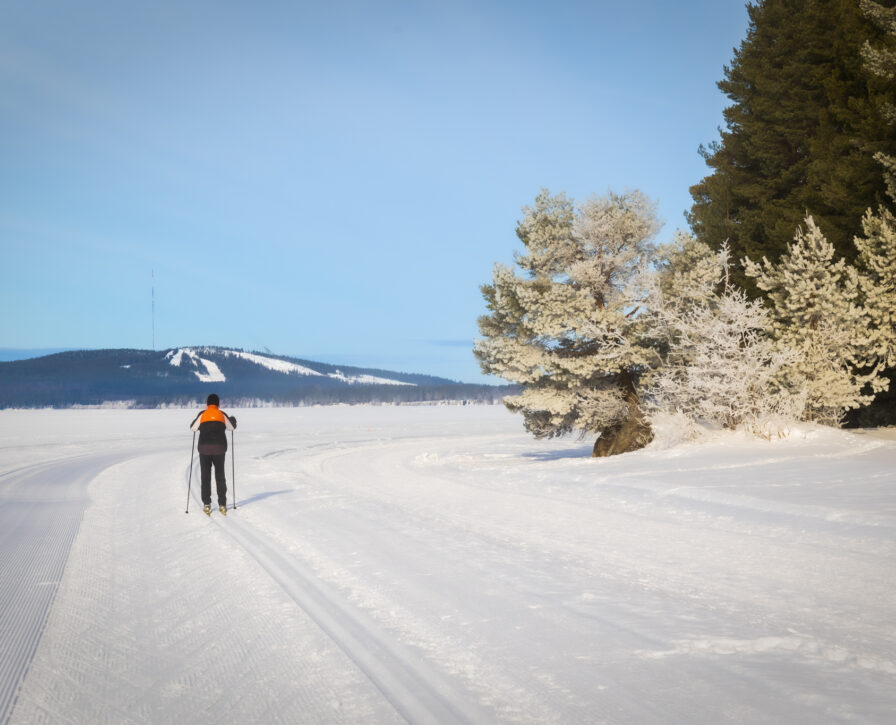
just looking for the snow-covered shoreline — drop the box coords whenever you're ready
[1,406,894,723]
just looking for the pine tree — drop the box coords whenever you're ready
[743,217,885,424]
[854,207,896,367]
[861,0,896,196]
[854,1,896,424]
[689,0,896,287]
[842,206,896,424]
[475,190,661,456]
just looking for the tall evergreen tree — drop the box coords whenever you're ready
[861,0,896,195]
[689,0,896,287]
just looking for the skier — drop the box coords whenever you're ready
[189,393,237,516]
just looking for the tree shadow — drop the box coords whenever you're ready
[521,445,593,461]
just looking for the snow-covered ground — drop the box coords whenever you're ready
[0,405,894,724]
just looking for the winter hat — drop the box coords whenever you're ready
[206,393,220,407]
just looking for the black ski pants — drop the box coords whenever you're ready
[199,453,227,507]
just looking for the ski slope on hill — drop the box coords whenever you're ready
[0,406,894,724]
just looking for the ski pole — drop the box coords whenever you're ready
[186,431,195,513]
[231,429,237,510]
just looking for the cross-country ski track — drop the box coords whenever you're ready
[0,406,894,724]
[0,452,135,723]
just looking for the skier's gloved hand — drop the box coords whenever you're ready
[230,416,237,428]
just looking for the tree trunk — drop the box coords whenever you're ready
[592,414,652,457]
[592,375,652,457]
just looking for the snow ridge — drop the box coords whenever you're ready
[221,350,323,378]
[166,348,415,386]
[165,348,226,383]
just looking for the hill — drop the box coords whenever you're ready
[0,346,513,408]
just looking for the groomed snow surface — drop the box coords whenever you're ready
[0,405,894,724]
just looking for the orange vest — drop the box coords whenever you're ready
[199,405,228,425]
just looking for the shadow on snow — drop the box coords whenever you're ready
[233,489,293,507]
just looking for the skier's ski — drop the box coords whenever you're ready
[203,505,211,516]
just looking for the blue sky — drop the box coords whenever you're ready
[0,1,750,382]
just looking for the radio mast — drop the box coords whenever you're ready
[152,269,155,351]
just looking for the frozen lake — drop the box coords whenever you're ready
[1,405,894,723]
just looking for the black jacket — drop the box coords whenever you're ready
[190,405,236,455]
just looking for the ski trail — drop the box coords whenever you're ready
[219,517,490,725]
[8,445,406,725]
[0,453,128,725]
[187,447,489,722]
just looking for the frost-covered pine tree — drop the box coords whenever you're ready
[743,217,884,425]
[644,236,802,438]
[854,207,896,368]
[475,190,661,456]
